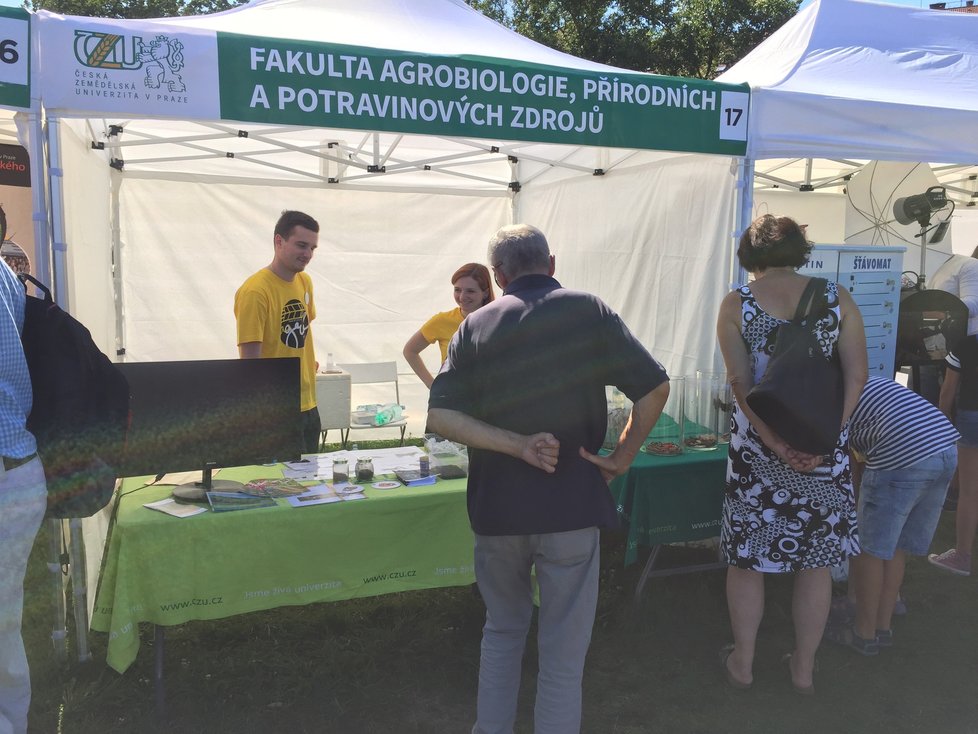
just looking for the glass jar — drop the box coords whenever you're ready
[332,458,349,485]
[355,457,374,482]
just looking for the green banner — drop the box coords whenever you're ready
[0,7,30,110]
[217,34,748,155]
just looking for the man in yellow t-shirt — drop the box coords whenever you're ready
[234,210,321,453]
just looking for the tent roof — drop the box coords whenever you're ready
[719,0,978,162]
[36,0,744,193]
[157,0,617,71]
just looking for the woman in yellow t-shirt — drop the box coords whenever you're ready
[403,262,495,388]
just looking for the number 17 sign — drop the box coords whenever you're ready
[719,90,748,143]
[0,7,29,110]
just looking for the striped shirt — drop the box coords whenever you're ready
[0,258,36,458]
[848,376,959,471]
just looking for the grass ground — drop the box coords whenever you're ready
[20,443,978,733]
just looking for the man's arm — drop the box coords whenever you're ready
[426,408,560,473]
[238,342,262,359]
[579,380,669,483]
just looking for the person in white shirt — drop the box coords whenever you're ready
[929,247,978,336]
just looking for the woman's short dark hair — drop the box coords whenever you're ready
[737,215,811,272]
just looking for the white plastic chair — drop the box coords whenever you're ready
[336,362,408,447]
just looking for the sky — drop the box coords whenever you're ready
[801,0,936,7]
[0,0,949,12]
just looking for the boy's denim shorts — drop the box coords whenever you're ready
[956,409,978,448]
[858,446,957,559]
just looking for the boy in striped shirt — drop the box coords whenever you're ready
[828,376,958,655]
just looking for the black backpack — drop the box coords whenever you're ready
[18,272,130,518]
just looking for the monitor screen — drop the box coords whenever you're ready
[117,357,303,480]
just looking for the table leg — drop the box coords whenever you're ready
[633,545,663,608]
[633,545,727,611]
[154,625,166,717]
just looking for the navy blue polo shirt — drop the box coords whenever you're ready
[429,273,668,536]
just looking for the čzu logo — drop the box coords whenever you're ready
[73,31,187,93]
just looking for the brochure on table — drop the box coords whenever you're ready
[287,482,367,507]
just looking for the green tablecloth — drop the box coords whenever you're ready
[91,466,474,673]
[608,447,726,566]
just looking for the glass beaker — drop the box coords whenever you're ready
[646,375,684,456]
[684,374,719,451]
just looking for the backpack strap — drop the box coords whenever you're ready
[17,272,54,304]
[792,277,827,324]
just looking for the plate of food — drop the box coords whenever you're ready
[371,480,401,490]
[642,441,683,456]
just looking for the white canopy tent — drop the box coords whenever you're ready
[719,0,978,279]
[32,0,750,439]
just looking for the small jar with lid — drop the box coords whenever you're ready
[355,457,374,482]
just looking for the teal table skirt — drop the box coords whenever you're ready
[608,447,727,566]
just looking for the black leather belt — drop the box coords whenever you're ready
[2,453,37,472]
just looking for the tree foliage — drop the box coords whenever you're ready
[27,0,246,20]
[466,0,798,79]
[26,0,796,76]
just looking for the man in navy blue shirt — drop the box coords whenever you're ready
[428,224,669,734]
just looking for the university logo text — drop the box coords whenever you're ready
[73,31,187,93]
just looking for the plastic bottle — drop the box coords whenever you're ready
[351,443,359,452]
[324,352,336,372]
[374,404,403,426]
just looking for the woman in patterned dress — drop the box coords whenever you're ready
[715,215,868,694]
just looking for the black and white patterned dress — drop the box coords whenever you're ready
[721,281,859,573]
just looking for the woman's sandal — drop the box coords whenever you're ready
[782,652,817,696]
[719,644,752,690]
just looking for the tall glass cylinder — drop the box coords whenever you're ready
[697,370,733,445]
[603,386,633,451]
[716,382,734,444]
[645,375,684,456]
[684,374,719,451]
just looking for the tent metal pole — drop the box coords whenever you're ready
[111,172,125,357]
[509,156,520,224]
[68,518,92,662]
[733,156,755,287]
[23,111,52,288]
[45,117,69,309]
[44,117,95,662]
[46,520,67,662]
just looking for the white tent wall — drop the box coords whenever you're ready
[521,152,738,378]
[57,119,116,355]
[107,150,738,438]
[951,209,978,256]
[751,190,846,245]
[114,175,510,434]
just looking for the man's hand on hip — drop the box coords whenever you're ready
[578,446,625,484]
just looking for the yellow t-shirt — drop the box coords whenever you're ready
[420,307,464,362]
[234,269,317,412]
